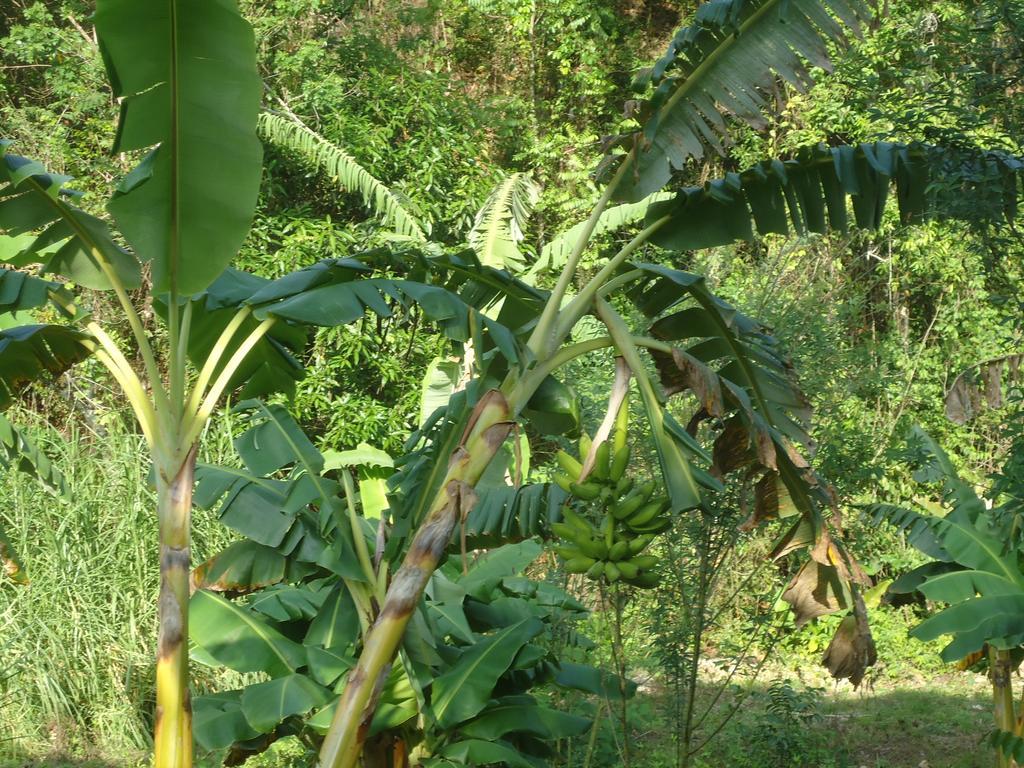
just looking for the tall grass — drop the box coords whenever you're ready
[0,411,238,763]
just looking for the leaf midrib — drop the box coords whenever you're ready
[433,620,528,724]
[655,0,784,137]
[198,591,298,673]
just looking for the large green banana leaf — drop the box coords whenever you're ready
[468,173,539,272]
[0,325,91,411]
[190,590,306,675]
[0,269,70,314]
[95,0,263,295]
[171,254,540,402]
[0,145,139,290]
[257,112,428,242]
[430,618,544,728]
[645,142,1023,248]
[876,431,1024,662]
[615,0,871,201]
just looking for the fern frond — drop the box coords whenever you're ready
[468,172,539,271]
[257,112,428,241]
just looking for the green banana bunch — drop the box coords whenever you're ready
[549,429,669,589]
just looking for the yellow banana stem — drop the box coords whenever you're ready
[340,471,381,593]
[318,391,514,768]
[78,329,158,449]
[184,317,275,446]
[185,306,253,420]
[991,646,1018,768]
[154,448,197,768]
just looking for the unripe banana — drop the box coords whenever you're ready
[586,561,605,580]
[608,540,630,562]
[629,516,672,534]
[610,444,630,482]
[602,514,615,549]
[569,481,602,501]
[577,537,609,560]
[630,555,660,570]
[627,534,656,554]
[611,492,647,521]
[635,480,656,502]
[553,472,574,494]
[614,399,628,454]
[616,560,640,579]
[555,544,586,560]
[562,507,595,535]
[551,522,580,541]
[556,450,583,481]
[615,475,634,496]
[579,433,592,462]
[564,556,596,574]
[627,499,666,527]
[592,442,610,481]
[604,562,621,583]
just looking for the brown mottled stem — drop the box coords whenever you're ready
[318,391,513,768]
[154,448,197,768]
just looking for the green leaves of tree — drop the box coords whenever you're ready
[239,674,332,732]
[877,431,1024,662]
[469,172,539,272]
[0,325,91,411]
[0,269,65,315]
[190,590,306,676]
[95,0,263,295]
[258,112,428,242]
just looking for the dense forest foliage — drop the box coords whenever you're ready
[1,1,1023,767]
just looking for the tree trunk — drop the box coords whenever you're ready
[153,448,197,768]
[318,391,513,768]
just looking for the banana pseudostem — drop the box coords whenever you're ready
[318,391,513,768]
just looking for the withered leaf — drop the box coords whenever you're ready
[822,593,877,687]
[191,540,287,595]
[782,559,850,627]
[712,417,756,477]
[769,516,817,560]
[945,354,1024,424]
[745,471,797,530]
[651,348,725,417]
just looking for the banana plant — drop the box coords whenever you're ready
[871,427,1024,768]
[186,402,609,766]
[0,3,529,767]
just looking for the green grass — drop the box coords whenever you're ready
[0,413,238,765]
[619,668,993,768]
